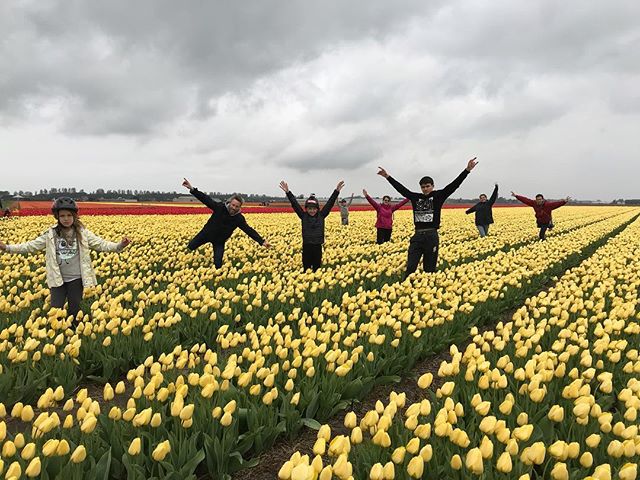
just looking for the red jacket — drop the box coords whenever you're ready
[515,195,566,224]
[365,194,409,229]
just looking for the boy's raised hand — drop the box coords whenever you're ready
[182,178,193,190]
[336,181,345,192]
[466,157,478,172]
[377,167,389,178]
[362,189,368,196]
[279,181,289,193]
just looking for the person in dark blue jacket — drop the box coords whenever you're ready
[182,178,270,268]
[466,183,498,237]
[279,180,344,271]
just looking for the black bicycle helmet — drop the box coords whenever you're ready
[51,197,78,214]
[305,196,320,209]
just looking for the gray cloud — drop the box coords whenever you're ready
[0,0,439,134]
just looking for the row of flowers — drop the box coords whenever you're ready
[279,216,640,479]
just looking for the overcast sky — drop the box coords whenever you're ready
[2,0,639,200]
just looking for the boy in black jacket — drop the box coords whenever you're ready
[279,180,344,271]
[466,183,498,237]
[182,178,270,268]
[377,157,477,278]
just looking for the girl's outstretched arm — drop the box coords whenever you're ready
[2,232,47,254]
[86,230,129,252]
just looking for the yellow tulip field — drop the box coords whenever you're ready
[0,206,639,479]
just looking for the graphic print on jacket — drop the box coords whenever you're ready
[414,197,435,224]
[56,236,78,263]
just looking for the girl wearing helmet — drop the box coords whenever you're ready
[0,198,131,318]
[279,180,344,271]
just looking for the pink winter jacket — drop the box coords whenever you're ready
[365,194,410,229]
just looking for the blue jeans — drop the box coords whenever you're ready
[537,221,554,240]
[188,232,225,268]
[477,225,490,237]
[212,244,225,268]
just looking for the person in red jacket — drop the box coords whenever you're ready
[363,189,409,244]
[511,191,570,240]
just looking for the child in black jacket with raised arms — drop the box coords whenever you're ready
[280,180,344,271]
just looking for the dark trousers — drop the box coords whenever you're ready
[376,228,392,244]
[302,243,323,271]
[50,278,83,317]
[188,232,225,268]
[405,230,439,278]
[537,221,554,240]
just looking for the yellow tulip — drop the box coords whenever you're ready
[128,437,142,455]
[619,463,638,480]
[550,462,569,480]
[382,461,395,479]
[350,426,363,444]
[344,412,357,429]
[220,411,233,426]
[465,447,484,475]
[152,440,171,461]
[80,414,97,434]
[579,452,593,468]
[586,434,601,448]
[278,460,293,480]
[25,457,42,478]
[547,405,564,422]
[406,456,424,478]
[391,446,406,464]
[2,440,17,457]
[369,463,384,480]
[417,372,433,389]
[5,461,22,479]
[592,464,611,480]
[70,445,87,463]
[513,424,534,442]
[20,442,36,460]
[496,451,512,473]
[56,439,70,456]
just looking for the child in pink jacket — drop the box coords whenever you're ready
[363,189,410,244]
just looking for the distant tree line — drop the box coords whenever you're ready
[0,188,286,203]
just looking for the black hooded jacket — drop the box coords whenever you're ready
[286,190,340,244]
[465,185,498,225]
[189,188,264,245]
